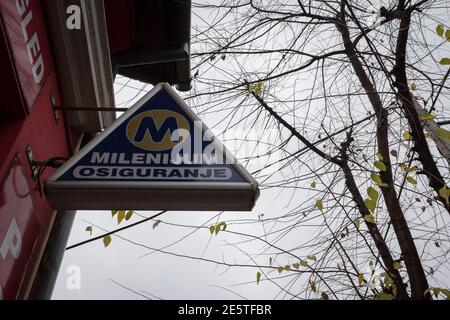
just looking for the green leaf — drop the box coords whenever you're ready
[269,257,273,266]
[433,288,441,298]
[300,260,308,267]
[436,24,445,37]
[307,255,317,262]
[309,280,317,293]
[357,273,365,286]
[437,128,450,142]
[374,160,387,172]
[364,199,376,213]
[425,287,437,298]
[310,181,316,188]
[125,210,133,221]
[210,222,227,235]
[406,176,417,185]
[440,58,450,65]
[420,113,436,121]
[446,29,450,41]
[256,272,261,285]
[364,214,376,224]
[153,220,161,229]
[103,235,111,247]
[376,152,384,161]
[410,83,417,90]
[117,210,125,224]
[218,221,227,231]
[111,210,118,217]
[379,182,389,188]
[292,262,300,270]
[370,172,383,186]
[284,265,291,271]
[367,187,379,201]
[381,272,390,286]
[255,82,263,96]
[374,293,395,300]
[247,83,254,93]
[393,261,403,270]
[277,266,284,274]
[354,219,361,230]
[403,131,412,140]
[405,166,418,173]
[439,186,449,203]
[315,199,323,211]
[369,261,375,271]
[427,287,436,298]
[441,289,450,300]
[85,226,92,236]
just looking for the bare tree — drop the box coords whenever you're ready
[70,0,450,300]
[183,0,450,300]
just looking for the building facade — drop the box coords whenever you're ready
[0,0,115,299]
[0,0,191,300]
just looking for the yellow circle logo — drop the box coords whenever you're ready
[126,110,190,151]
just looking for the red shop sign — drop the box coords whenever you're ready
[0,0,52,111]
[0,157,39,300]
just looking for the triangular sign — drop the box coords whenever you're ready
[46,83,259,211]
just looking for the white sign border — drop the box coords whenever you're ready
[46,83,259,193]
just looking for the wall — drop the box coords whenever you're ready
[0,0,73,299]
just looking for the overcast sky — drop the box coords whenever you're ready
[52,2,450,300]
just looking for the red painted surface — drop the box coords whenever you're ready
[0,0,72,299]
[0,158,39,300]
[0,15,27,122]
[0,71,71,299]
[0,0,52,111]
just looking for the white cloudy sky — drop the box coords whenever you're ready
[52,2,450,299]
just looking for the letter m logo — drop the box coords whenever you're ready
[126,110,190,151]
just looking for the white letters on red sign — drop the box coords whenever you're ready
[0,218,23,261]
[15,0,44,84]
[15,0,30,16]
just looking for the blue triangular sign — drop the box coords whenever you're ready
[46,83,259,211]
